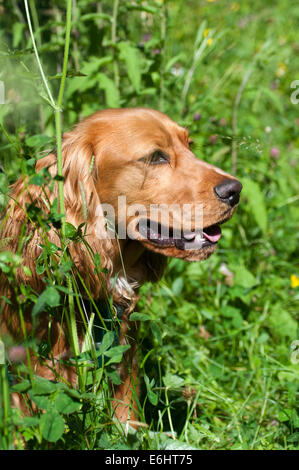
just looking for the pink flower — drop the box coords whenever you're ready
[142,34,152,43]
[218,118,227,127]
[270,147,280,159]
[209,134,218,144]
[193,113,202,121]
[7,346,27,363]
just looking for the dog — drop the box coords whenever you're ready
[0,107,242,424]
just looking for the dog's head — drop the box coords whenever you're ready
[85,108,242,262]
[36,107,241,265]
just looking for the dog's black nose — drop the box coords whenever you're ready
[214,179,242,207]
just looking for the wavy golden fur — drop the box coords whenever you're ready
[0,108,241,424]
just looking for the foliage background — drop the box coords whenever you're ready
[0,0,298,450]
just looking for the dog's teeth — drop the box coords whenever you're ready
[182,232,196,240]
[182,233,205,250]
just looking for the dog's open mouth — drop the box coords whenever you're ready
[137,219,222,250]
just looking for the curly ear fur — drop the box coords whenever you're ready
[0,129,117,300]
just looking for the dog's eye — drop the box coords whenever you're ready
[138,150,170,165]
[149,150,169,165]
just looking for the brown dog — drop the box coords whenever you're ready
[0,108,242,424]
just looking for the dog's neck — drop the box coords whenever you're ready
[111,240,167,308]
[110,240,145,304]
[121,240,146,270]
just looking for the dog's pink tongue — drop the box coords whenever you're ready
[202,224,222,243]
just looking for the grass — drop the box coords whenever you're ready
[0,0,298,450]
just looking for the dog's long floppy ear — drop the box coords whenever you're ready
[36,131,99,224]
[55,131,116,296]
[13,130,116,298]
[61,133,99,222]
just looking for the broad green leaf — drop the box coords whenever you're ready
[278,408,292,422]
[40,410,65,442]
[22,266,32,277]
[118,42,142,93]
[94,253,102,269]
[268,305,297,339]
[25,134,53,148]
[40,242,59,255]
[13,416,39,427]
[130,312,151,321]
[32,286,61,316]
[29,173,45,186]
[29,393,52,411]
[104,344,131,365]
[232,264,257,288]
[66,75,97,97]
[151,321,162,345]
[32,376,60,395]
[98,73,120,108]
[99,331,115,353]
[12,22,24,48]
[139,88,157,96]
[106,354,122,364]
[163,372,184,389]
[221,305,243,328]
[64,388,82,400]
[12,380,31,393]
[163,439,198,450]
[54,391,82,414]
[171,277,184,295]
[242,178,267,234]
[103,344,131,358]
[144,374,158,406]
[147,388,158,406]
[66,57,113,98]
[0,251,22,265]
[65,222,78,239]
[287,432,299,443]
[43,287,60,307]
[106,370,121,385]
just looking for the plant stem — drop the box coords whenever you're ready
[55,0,73,236]
[17,304,33,384]
[54,111,66,235]
[159,2,168,112]
[28,0,45,131]
[29,0,41,48]
[67,276,84,390]
[57,0,73,110]
[0,360,11,449]
[112,0,120,92]
[165,387,176,440]
[24,0,56,108]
